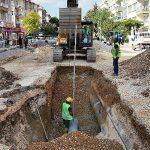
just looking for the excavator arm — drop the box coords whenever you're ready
[67,0,78,7]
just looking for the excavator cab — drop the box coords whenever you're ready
[81,21,93,48]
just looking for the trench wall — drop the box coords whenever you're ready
[0,69,57,149]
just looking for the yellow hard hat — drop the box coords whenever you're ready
[66,97,74,102]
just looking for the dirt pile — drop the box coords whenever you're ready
[121,49,150,78]
[34,45,52,53]
[33,45,53,63]
[0,67,18,90]
[27,131,123,150]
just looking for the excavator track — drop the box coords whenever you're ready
[86,48,96,62]
[53,49,63,62]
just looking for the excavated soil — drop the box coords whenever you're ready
[26,66,122,149]
[49,67,101,139]
[0,66,121,150]
[48,66,120,139]
[27,131,123,150]
[120,49,150,78]
[0,67,18,90]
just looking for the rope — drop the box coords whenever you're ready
[35,101,49,141]
[72,25,77,117]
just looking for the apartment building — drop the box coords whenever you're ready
[38,6,47,24]
[0,0,16,39]
[46,13,51,23]
[99,0,150,31]
[0,0,51,39]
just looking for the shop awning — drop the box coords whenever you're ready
[2,27,26,33]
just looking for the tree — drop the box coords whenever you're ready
[49,17,59,27]
[41,17,59,36]
[23,11,41,35]
[41,23,58,36]
[113,21,128,37]
[123,19,143,33]
[84,5,114,37]
[113,19,143,36]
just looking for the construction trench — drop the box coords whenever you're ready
[0,66,148,149]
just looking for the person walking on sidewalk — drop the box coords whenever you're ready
[18,36,23,48]
[111,43,121,76]
[24,37,28,49]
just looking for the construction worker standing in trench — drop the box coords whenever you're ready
[62,97,74,133]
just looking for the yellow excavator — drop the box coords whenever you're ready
[53,0,96,62]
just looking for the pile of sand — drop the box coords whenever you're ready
[34,45,52,54]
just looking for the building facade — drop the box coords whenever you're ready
[0,0,51,40]
[99,0,150,31]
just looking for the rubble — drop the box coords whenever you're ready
[0,67,18,90]
[120,49,150,78]
[141,88,150,97]
[27,131,123,150]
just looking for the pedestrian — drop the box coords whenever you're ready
[61,97,74,133]
[111,43,121,76]
[24,37,28,49]
[117,33,122,45]
[18,36,22,48]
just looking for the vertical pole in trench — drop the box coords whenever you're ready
[73,25,77,117]
[35,101,49,141]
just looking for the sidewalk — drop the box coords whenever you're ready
[120,43,145,57]
[0,46,18,53]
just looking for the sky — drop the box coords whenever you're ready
[32,0,101,18]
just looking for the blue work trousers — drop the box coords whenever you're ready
[113,57,119,75]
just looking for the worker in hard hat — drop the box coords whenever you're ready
[62,97,74,133]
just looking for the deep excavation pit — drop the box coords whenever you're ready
[0,66,147,149]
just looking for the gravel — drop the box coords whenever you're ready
[0,67,18,90]
[27,131,123,150]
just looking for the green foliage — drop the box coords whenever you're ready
[49,17,59,27]
[113,21,129,36]
[123,19,143,31]
[23,11,41,34]
[41,23,58,36]
[84,4,144,38]
[113,19,143,36]
[41,17,59,36]
[84,5,114,37]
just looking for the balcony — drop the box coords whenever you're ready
[144,20,149,26]
[115,5,123,12]
[137,0,149,3]
[136,6,150,16]
[15,6,23,10]
[0,3,8,11]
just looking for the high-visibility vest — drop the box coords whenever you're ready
[62,102,73,120]
[111,43,121,58]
